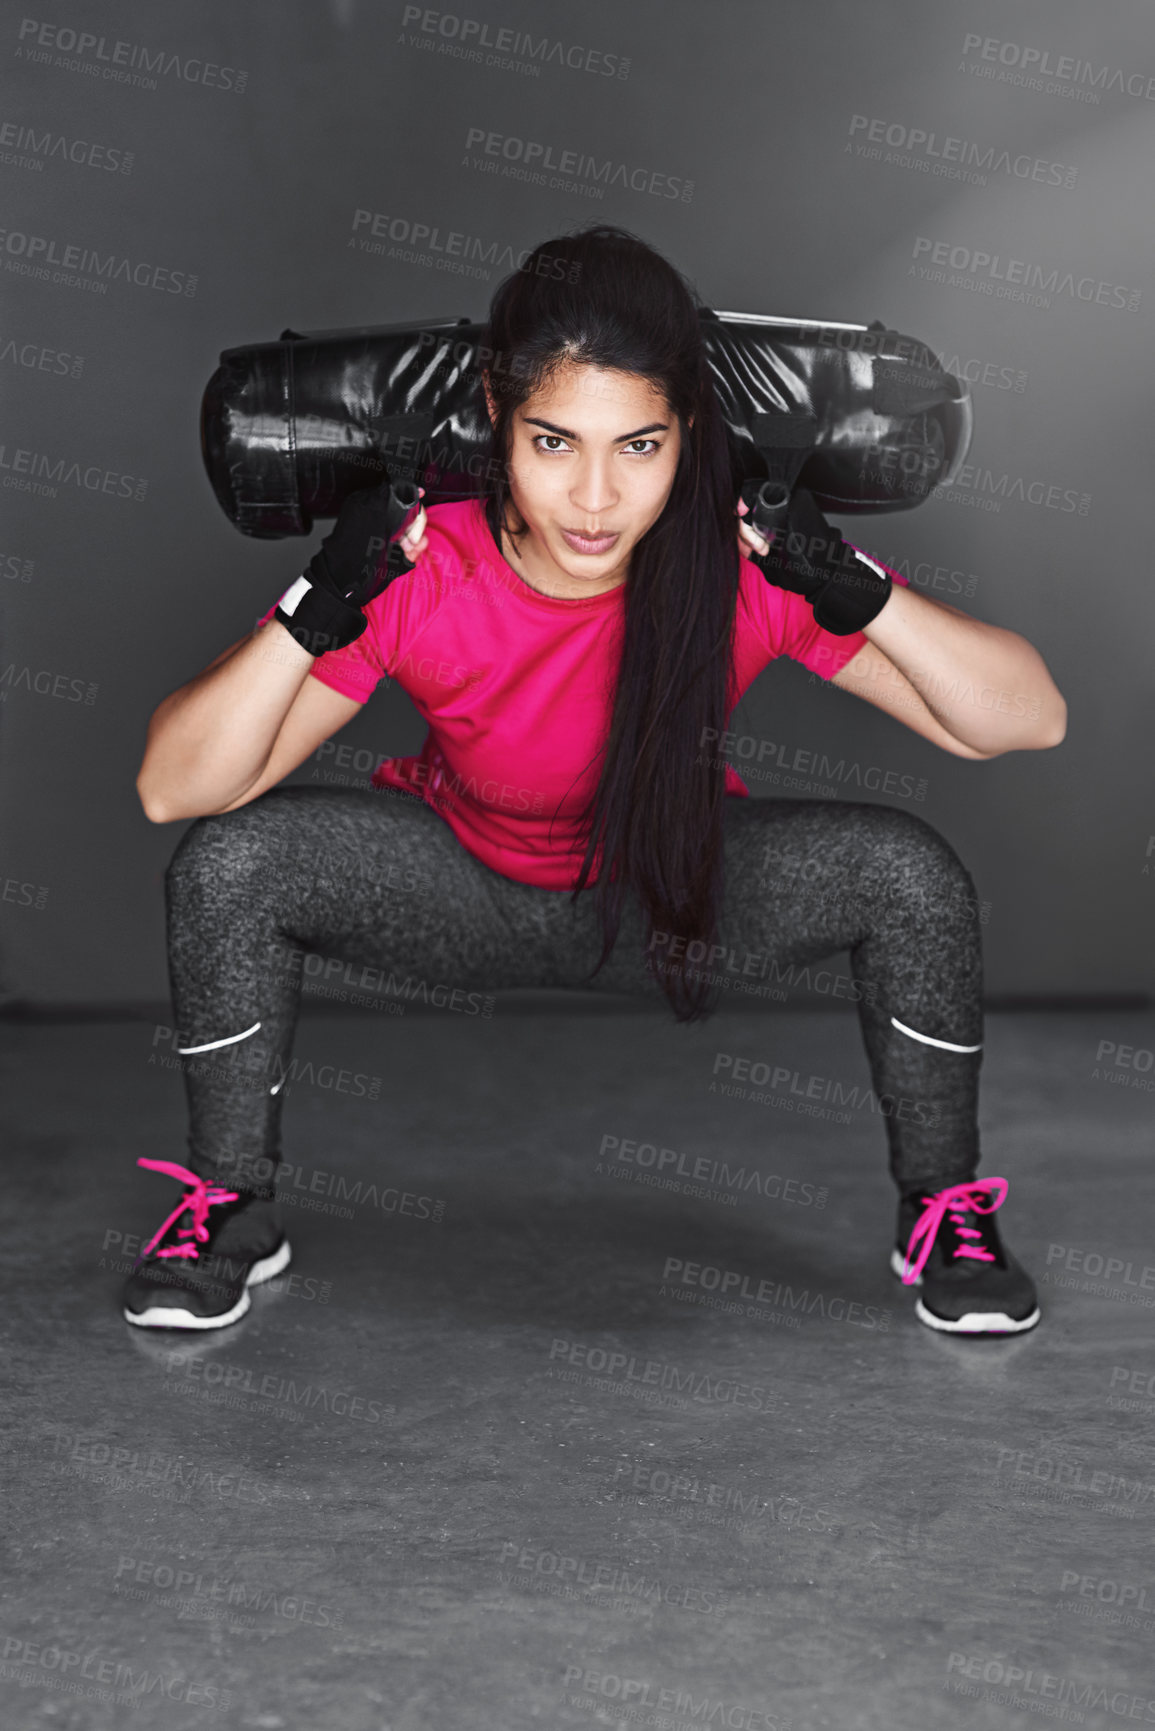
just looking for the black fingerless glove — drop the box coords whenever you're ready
[274,475,422,657]
[739,480,892,636]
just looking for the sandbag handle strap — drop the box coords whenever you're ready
[752,410,819,491]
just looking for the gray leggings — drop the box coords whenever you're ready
[163,785,985,1198]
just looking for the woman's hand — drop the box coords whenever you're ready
[734,485,892,635]
[398,487,429,562]
[735,495,770,559]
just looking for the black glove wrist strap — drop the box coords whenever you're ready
[273,565,367,657]
[269,475,422,657]
[811,550,892,635]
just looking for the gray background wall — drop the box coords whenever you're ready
[2,0,1152,1006]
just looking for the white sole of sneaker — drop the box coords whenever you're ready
[888,1248,1041,1334]
[122,1238,293,1330]
[913,1297,1041,1335]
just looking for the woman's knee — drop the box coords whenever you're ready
[165,789,303,901]
[858,804,979,914]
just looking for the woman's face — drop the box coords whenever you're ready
[485,360,684,599]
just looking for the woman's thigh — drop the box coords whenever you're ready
[719,794,957,956]
[168,783,609,994]
[586,794,981,1018]
[171,786,977,1011]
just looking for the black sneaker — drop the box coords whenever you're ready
[889,1177,1040,1336]
[122,1158,291,1330]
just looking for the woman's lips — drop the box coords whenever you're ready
[560,528,619,556]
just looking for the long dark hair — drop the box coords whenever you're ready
[477,224,739,1022]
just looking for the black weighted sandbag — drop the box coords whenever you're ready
[200,309,972,539]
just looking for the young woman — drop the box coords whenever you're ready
[128,224,1066,1338]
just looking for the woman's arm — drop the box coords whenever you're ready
[832,583,1067,757]
[137,499,430,822]
[135,622,363,822]
[737,497,1067,758]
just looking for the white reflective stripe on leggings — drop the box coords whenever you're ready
[890,1015,982,1054]
[177,1020,263,1055]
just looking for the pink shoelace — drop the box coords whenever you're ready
[137,1158,239,1262]
[900,1176,1009,1285]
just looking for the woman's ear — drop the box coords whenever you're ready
[482,372,498,428]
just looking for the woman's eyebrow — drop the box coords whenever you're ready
[523,416,670,442]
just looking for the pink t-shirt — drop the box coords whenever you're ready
[265,498,901,889]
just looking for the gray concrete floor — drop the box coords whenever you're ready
[2,1001,1153,1731]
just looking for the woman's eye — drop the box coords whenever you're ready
[531,435,659,455]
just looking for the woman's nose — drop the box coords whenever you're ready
[570,461,619,515]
